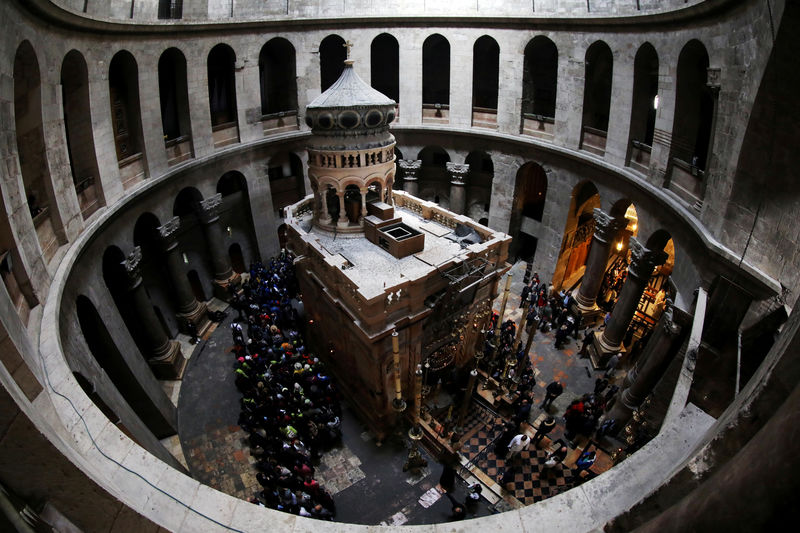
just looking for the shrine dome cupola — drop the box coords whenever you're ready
[304,57,398,233]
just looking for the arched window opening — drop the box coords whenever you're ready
[259,38,299,133]
[371,34,399,105]
[627,43,659,173]
[667,40,714,208]
[61,50,102,219]
[580,41,613,156]
[522,36,558,139]
[159,48,194,165]
[208,44,239,148]
[15,41,66,263]
[422,34,450,124]
[320,35,346,92]
[509,162,548,261]
[472,36,499,129]
[158,0,182,19]
[109,50,148,188]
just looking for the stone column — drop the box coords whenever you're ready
[699,68,721,202]
[157,216,210,335]
[398,159,421,196]
[607,302,682,427]
[575,208,627,312]
[599,238,668,353]
[197,193,240,300]
[124,247,186,380]
[336,191,348,228]
[359,187,368,225]
[447,162,469,215]
[319,189,331,224]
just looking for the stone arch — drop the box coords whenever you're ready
[61,49,103,219]
[472,35,500,127]
[581,40,614,155]
[422,34,450,122]
[464,151,493,222]
[509,161,548,262]
[173,186,204,218]
[626,42,659,171]
[217,171,258,268]
[109,50,149,186]
[417,146,451,206]
[553,180,602,289]
[158,47,194,165]
[259,37,298,116]
[267,152,305,213]
[207,43,240,146]
[371,33,399,103]
[15,40,66,263]
[665,40,713,207]
[522,36,558,120]
[320,34,346,92]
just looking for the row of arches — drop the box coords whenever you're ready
[73,171,259,437]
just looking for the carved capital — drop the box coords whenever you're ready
[661,299,681,336]
[706,67,721,92]
[198,193,223,223]
[446,162,469,184]
[628,237,668,280]
[398,159,422,180]
[124,246,143,284]
[158,216,181,240]
[592,208,627,244]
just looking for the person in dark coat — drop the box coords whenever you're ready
[493,421,517,457]
[541,380,563,410]
[532,416,556,446]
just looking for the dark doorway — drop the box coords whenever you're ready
[371,34,399,102]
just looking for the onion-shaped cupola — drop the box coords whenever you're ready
[304,55,397,233]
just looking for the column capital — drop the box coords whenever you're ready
[157,216,181,248]
[398,159,421,180]
[446,162,469,185]
[198,193,223,223]
[628,237,668,280]
[660,300,682,337]
[593,208,627,244]
[124,246,143,287]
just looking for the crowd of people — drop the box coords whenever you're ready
[230,252,341,520]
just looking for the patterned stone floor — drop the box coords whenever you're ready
[171,260,625,522]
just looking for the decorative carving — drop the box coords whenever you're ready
[398,159,422,180]
[593,208,627,244]
[124,246,143,282]
[706,67,721,91]
[198,193,223,222]
[446,162,469,184]
[628,237,669,280]
[158,216,180,240]
[661,299,681,336]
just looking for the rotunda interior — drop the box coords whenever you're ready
[0,0,798,532]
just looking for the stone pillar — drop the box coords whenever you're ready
[599,238,668,353]
[575,209,627,312]
[398,159,421,196]
[607,302,682,427]
[447,162,469,215]
[359,187,368,225]
[319,189,331,223]
[699,68,721,202]
[157,216,210,336]
[336,191,348,228]
[197,193,240,300]
[124,247,186,380]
